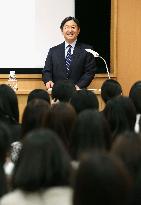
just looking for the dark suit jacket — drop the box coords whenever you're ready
[42,41,96,88]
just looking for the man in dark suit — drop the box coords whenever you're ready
[42,16,96,89]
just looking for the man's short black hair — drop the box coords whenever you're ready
[60,16,80,30]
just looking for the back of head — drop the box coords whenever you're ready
[129,81,141,114]
[0,122,11,164]
[27,89,50,104]
[70,109,111,160]
[52,80,76,102]
[103,96,136,140]
[101,79,122,103]
[22,99,50,138]
[70,89,99,114]
[73,151,132,205]
[0,84,19,123]
[47,102,77,152]
[12,129,71,191]
[0,122,11,197]
[111,131,141,180]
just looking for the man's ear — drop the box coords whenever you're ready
[78,28,80,34]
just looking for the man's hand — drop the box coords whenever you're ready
[45,81,54,90]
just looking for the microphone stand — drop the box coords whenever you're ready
[85,49,110,79]
[97,55,110,79]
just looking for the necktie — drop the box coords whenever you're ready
[65,45,72,76]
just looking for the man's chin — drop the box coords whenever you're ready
[66,37,76,42]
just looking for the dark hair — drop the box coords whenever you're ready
[12,129,71,191]
[70,89,99,114]
[22,99,50,138]
[70,109,111,160]
[112,131,141,180]
[0,122,11,164]
[103,96,136,140]
[0,167,7,197]
[0,84,19,123]
[129,81,141,114]
[101,79,122,103]
[52,80,76,102]
[47,102,77,152]
[0,122,11,197]
[73,151,132,205]
[60,16,80,30]
[27,89,50,104]
[130,169,141,205]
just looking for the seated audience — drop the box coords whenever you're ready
[129,169,141,205]
[70,89,99,114]
[103,96,136,141]
[73,151,132,205]
[0,84,21,143]
[70,109,111,162]
[1,129,72,205]
[111,131,141,182]
[11,99,50,162]
[0,122,11,197]
[21,99,50,138]
[101,79,122,104]
[46,102,77,153]
[51,80,76,103]
[27,88,50,104]
[129,81,141,133]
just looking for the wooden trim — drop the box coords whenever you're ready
[95,73,116,78]
[111,0,117,75]
[0,74,117,79]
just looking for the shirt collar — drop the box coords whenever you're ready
[65,40,77,50]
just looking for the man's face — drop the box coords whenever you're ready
[61,20,80,44]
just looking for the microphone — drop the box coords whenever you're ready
[85,49,110,79]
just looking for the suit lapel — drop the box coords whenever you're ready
[56,42,66,75]
[57,42,65,65]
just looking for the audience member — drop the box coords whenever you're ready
[51,80,76,103]
[129,81,141,114]
[111,131,141,181]
[103,96,136,141]
[21,99,50,138]
[73,151,132,205]
[129,81,141,133]
[130,170,141,205]
[27,88,50,104]
[11,99,50,163]
[0,122,11,197]
[0,84,21,143]
[70,109,111,161]
[101,79,122,104]
[46,102,77,153]
[70,89,99,114]
[1,129,72,205]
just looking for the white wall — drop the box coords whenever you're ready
[0,0,74,68]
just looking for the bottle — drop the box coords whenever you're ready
[8,71,18,92]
